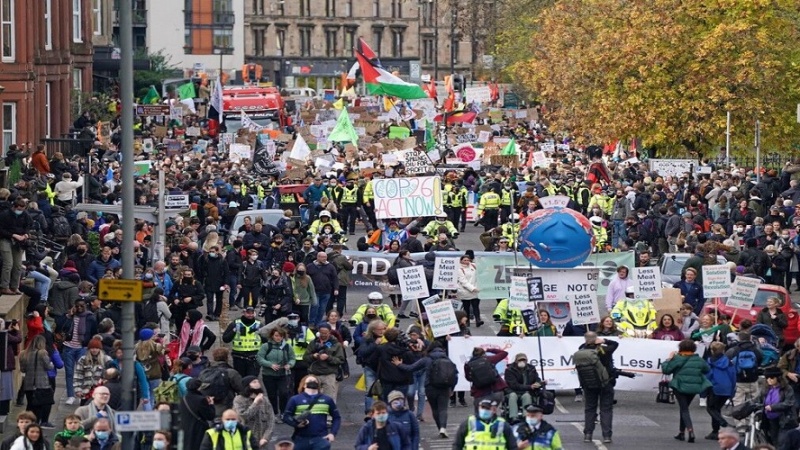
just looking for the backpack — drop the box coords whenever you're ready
[51,216,71,239]
[733,349,759,382]
[640,217,658,244]
[152,374,188,404]
[142,300,160,325]
[573,348,610,389]
[136,344,162,380]
[466,357,499,389]
[198,365,229,400]
[428,357,457,388]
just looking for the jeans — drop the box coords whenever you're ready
[28,270,51,302]
[62,346,86,398]
[706,393,730,432]
[293,436,330,450]
[507,391,534,421]
[313,293,331,325]
[228,274,239,305]
[462,298,481,323]
[0,239,23,290]
[143,379,161,411]
[427,385,451,429]
[583,385,614,438]
[674,391,696,432]
[363,366,377,413]
[612,219,626,248]
[407,370,427,419]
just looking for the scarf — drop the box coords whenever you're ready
[179,319,205,356]
[55,428,85,442]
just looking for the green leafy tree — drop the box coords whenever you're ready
[133,49,181,100]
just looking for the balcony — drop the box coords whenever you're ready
[113,9,148,27]
[213,11,236,25]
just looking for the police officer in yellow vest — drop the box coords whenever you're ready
[500,214,521,248]
[280,186,299,213]
[574,180,591,215]
[339,179,360,235]
[200,409,260,450]
[349,292,396,328]
[493,299,530,336]
[500,182,517,224]
[477,190,501,231]
[221,306,263,378]
[453,399,517,450]
[450,181,469,232]
[361,176,378,230]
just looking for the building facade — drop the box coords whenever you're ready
[0,0,94,151]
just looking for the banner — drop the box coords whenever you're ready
[397,265,430,300]
[632,267,662,299]
[649,159,694,178]
[422,296,460,337]
[727,276,759,309]
[432,257,459,290]
[702,265,731,298]
[476,252,634,300]
[373,176,445,219]
[448,336,678,392]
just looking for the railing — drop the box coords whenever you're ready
[41,137,93,159]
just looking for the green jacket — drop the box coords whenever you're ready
[256,339,296,377]
[662,353,712,395]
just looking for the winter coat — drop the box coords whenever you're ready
[388,407,419,450]
[504,362,542,394]
[759,382,798,430]
[290,275,316,306]
[306,261,338,294]
[262,275,293,312]
[456,263,479,300]
[757,308,788,341]
[376,341,415,385]
[706,354,736,397]
[465,350,509,398]
[662,353,712,395]
[673,280,705,316]
[48,280,79,318]
[256,339,296,377]
[196,253,230,289]
[2,330,21,372]
[329,251,353,286]
[74,353,111,398]
[355,420,409,450]
[232,393,275,443]
[179,387,216,450]
[20,350,53,390]
[304,336,345,376]
[778,348,800,377]
[86,255,121,284]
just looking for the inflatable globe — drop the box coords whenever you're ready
[518,207,594,268]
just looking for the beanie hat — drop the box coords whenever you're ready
[139,328,154,341]
[282,262,296,273]
[387,390,405,402]
[87,338,103,350]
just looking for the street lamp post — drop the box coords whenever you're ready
[450,6,456,77]
[214,48,224,84]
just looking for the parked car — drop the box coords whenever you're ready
[659,253,727,287]
[704,283,800,345]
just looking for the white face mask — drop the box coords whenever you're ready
[517,361,526,368]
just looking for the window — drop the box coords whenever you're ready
[391,0,401,18]
[299,27,312,57]
[325,0,335,17]
[277,0,284,16]
[372,28,382,55]
[422,2,433,27]
[213,0,232,11]
[325,28,338,57]
[2,103,15,154]
[344,28,356,54]
[391,29,403,57]
[184,28,191,52]
[72,0,82,42]
[422,36,434,64]
[344,0,352,17]
[92,0,101,36]
[44,83,52,138]
[44,0,52,49]
[1,0,14,61]
[213,29,234,50]
[72,69,83,91]
[252,0,263,14]
[276,28,285,56]
[372,0,379,17]
[252,28,264,56]
[299,0,310,17]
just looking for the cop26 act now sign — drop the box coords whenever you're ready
[372,176,445,219]
[448,337,679,392]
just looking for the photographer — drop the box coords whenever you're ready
[376,328,415,403]
[573,332,618,444]
[282,375,340,450]
[303,323,344,402]
[514,405,563,450]
[504,353,544,422]
[0,198,32,295]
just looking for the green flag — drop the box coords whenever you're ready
[327,108,359,145]
[500,137,517,156]
[426,120,435,151]
[177,82,196,100]
[141,85,160,105]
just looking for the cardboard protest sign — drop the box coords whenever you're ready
[632,267,662,299]
[397,265,430,300]
[432,257,459,290]
[702,265,731,298]
[403,151,433,175]
[650,159,694,178]
[373,176,445,219]
[508,276,531,310]
[726,276,759,309]
[422,295,460,337]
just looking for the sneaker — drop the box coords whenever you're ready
[449,400,456,407]
[39,422,54,429]
[699,398,707,407]
[584,434,592,443]
[574,394,583,402]
[65,397,76,405]
[459,400,468,407]
[603,437,612,444]
[439,428,449,438]
[397,314,410,319]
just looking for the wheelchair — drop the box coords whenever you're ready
[501,388,554,424]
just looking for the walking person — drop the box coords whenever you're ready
[282,375,341,450]
[573,332,617,444]
[456,254,483,327]
[256,327,295,420]
[662,339,712,443]
[759,367,797,447]
[704,342,736,440]
[727,331,764,434]
[233,376,274,448]
[19,335,54,427]
[424,341,458,438]
[221,306,263,378]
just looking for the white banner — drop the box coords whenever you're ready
[702,265,731,298]
[397,265,430,300]
[632,267,662,299]
[570,293,601,326]
[373,176,445,219]
[449,336,678,392]
[228,144,252,163]
[432,257,459,290]
[727,276,759,309]
[509,268,599,309]
[422,296,460,337]
[508,276,531,310]
[649,159,695,178]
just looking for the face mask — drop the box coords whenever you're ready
[184,277,192,282]
[526,417,540,428]
[391,400,404,410]
[250,256,258,261]
[296,270,305,275]
[305,381,319,390]
[478,409,493,420]
[153,441,166,450]
[736,228,744,233]
[374,413,389,423]
[366,314,377,320]
[782,234,790,239]
[209,252,218,258]
[517,361,526,368]
[13,210,22,216]
[223,420,238,432]
[95,431,109,441]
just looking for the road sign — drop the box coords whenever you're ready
[98,279,143,302]
[115,411,162,432]
[165,194,189,208]
[135,105,170,117]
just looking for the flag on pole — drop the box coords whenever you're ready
[141,86,160,105]
[289,133,311,160]
[177,82,196,100]
[240,111,263,132]
[354,50,428,100]
[356,37,382,68]
[501,137,518,156]
[327,108,359,145]
[208,80,223,121]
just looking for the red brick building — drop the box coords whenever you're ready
[0,0,94,153]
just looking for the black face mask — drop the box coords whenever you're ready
[305,381,319,390]
[296,270,306,276]
[366,314,377,320]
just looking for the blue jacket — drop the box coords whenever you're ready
[388,408,419,450]
[355,420,410,450]
[303,184,328,203]
[47,347,64,378]
[673,280,704,315]
[706,354,736,397]
[282,392,341,438]
[87,255,122,284]
[153,272,173,298]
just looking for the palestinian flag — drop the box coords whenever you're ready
[355,50,428,100]
[433,110,477,125]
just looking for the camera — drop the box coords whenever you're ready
[295,411,312,424]
[394,331,412,348]
[516,423,534,442]
[613,369,636,379]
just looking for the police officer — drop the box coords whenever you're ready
[339,179,360,235]
[453,399,517,450]
[514,405,563,450]
[423,213,459,238]
[499,213,521,248]
[500,182,517,224]
[477,190,501,231]
[449,180,469,232]
[349,292,396,328]
[199,409,259,450]
[493,299,530,336]
[221,306,263,377]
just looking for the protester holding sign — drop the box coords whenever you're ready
[456,254,483,328]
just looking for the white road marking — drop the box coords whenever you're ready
[559,395,609,450]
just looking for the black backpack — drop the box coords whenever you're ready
[466,356,499,389]
[428,357,457,388]
[51,216,71,239]
[197,365,229,400]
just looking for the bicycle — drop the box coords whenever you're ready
[731,401,768,447]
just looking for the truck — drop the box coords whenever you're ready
[222,86,285,134]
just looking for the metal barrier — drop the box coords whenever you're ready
[40,137,93,159]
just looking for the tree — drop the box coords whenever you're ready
[508,0,800,155]
[133,49,181,100]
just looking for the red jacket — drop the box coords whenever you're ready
[465,349,508,398]
[31,151,50,174]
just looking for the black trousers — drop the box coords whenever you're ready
[263,374,291,415]
[583,385,614,438]
[239,285,260,308]
[706,393,730,432]
[449,207,464,231]
[427,386,451,429]
[232,353,259,378]
[340,204,358,233]
[206,288,224,317]
[482,209,499,231]
[674,391,696,432]
[462,298,481,323]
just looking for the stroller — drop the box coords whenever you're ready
[747,324,781,368]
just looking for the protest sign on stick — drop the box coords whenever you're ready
[373,176,444,219]
[632,267,662,299]
[702,265,731,298]
[726,276,759,310]
[397,266,430,299]
[422,295,460,337]
[433,257,459,290]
